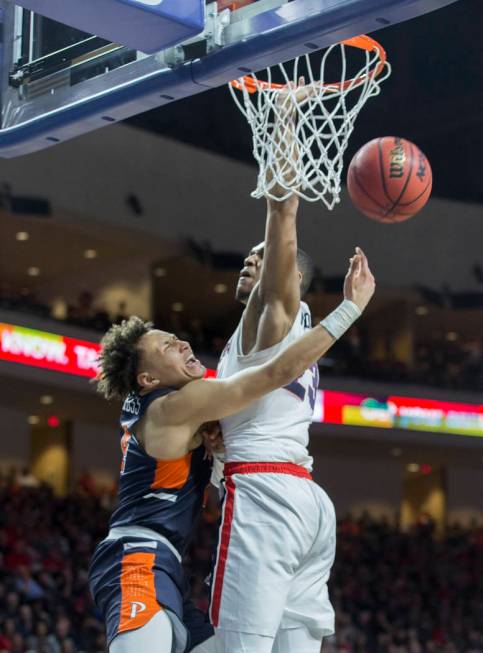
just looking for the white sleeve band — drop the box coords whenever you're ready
[210,451,225,489]
[320,299,362,340]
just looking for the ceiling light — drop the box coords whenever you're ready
[84,249,97,259]
[415,305,428,316]
[27,415,40,425]
[446,331,458,342]
[153,267,167,278]
[171,302,184,312]
[407,463,420,473]
[16,231,29,241]
[214,283,228,294]
[40,395,53,405]
[27,266,40,277]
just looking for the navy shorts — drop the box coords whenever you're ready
[89,536,213,652]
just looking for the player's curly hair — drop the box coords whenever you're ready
[96,316,153,401]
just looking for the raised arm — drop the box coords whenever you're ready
[144,248,374,458]
[242,195,301,353]
[242,81,308,354]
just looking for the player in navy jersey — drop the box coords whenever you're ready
[88,246,374,653]
[89,385,215,653]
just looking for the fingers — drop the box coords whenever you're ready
[356,247,373,279]
[346,253,359,278]
[354,256,362,277]
[348,248,362,275]
[355,247,366,267]
[345,257,354,277]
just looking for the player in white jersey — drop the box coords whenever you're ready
[209,117,363,648]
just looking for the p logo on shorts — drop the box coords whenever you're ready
[118,552,161,633]
[130,601,146,619]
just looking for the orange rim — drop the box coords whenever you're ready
[230,35,387,94]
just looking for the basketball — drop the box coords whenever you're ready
[347,136,432,223]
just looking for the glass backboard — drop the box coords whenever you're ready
[0,0,461,157]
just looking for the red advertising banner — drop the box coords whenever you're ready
[0,323,100,378]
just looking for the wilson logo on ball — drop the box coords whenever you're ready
[389,140,406,178]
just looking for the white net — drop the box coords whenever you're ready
[229,36,391,209]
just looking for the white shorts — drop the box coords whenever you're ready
[209,462,336,640]
[214,625,323,653]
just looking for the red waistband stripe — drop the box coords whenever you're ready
[224,461,312,480]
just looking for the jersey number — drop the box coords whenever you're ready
[284,364,319,411]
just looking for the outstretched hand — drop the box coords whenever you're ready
[343,247,376,313]
[274,76,317,118]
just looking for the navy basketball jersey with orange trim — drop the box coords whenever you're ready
[109,389,211,555]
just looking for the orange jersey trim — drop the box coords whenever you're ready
[118,551,162,633]
[151,452,192,490]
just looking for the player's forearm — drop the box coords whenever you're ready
[223,305,354,407]
[264,324,335,388]
[183,331,327,423]
[258,196,300,303]
[268,106,299,196]
[261,299,364,391]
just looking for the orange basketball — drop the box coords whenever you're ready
[347,137,432,223]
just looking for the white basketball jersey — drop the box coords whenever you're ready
[217,302,318,470]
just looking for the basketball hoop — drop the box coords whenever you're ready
[229,36,391,208]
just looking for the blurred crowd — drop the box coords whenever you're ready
[325,328,483,392]
[0,475,482,653]
[1,284,483,391]
[325,516,483,653]
[0,287,134,334]
[0,287,114,334]
[0,480,108,653]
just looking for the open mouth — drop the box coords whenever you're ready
[238,269,252,282]
[185,353,201,371]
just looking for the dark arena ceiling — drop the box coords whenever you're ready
[128,0,483,205]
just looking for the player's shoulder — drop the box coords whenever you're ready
[134,386,179,427]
